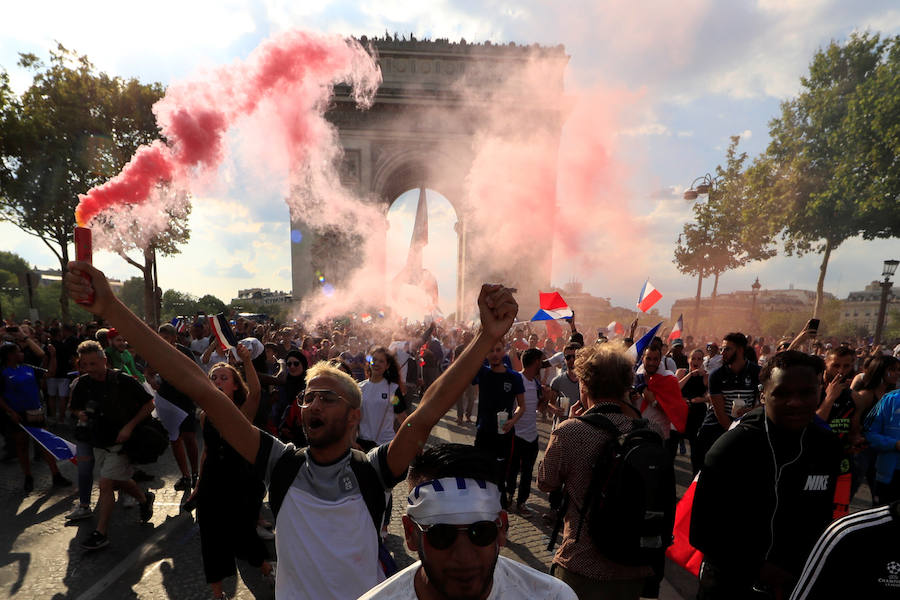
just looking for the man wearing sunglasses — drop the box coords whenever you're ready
[64,262,519,600]
[359,443,576,599]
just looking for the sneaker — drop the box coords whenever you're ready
[80,530,109,551]
[24,475,34,494]
[256,524,275,540]
[174,476,191,491]
[66,505,93,521]
[52,473,73,488]
[516,504,534,518]
[139,491,155,523]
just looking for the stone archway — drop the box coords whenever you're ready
[291,36,568,320]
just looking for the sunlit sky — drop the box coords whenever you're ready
[2,1,899,317]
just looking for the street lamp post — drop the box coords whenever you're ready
[684,173,721,335]
[873,259,899,346]
[750,277,761,331]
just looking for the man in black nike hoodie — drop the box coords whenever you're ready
[690,351,843,599]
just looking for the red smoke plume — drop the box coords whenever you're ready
[75,31,380,228]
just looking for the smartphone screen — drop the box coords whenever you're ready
[805,318,820,331]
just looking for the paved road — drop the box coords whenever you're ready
[1,410,702,599]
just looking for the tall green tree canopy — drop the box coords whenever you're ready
[0,44,174,321]
[748,32,900,317]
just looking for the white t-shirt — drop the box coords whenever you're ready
[258,433,400,600]
[516,373,540,443]
[358,555,577,600]
[359,379,401,445]
[189,336,211,361]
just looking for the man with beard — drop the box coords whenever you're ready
[359,443,576,599]
[64,261,518,600]
[694,333,760,470]
[690,351,842,598]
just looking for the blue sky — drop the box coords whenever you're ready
[2,0,899,316]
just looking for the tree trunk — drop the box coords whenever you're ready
[693,272,704,336]
[57,246,71,323]
[142,247,156,329]
[813,239,833,318]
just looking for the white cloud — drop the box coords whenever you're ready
[621,123,671,137]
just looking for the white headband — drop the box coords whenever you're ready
[406,477,502,525]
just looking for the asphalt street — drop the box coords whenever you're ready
[0,408,728,600]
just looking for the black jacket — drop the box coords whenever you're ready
[689,407,842,580]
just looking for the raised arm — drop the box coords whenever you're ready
[65,261,261,464]
[386,284,517,478]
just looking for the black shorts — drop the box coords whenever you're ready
[178,408,197,434]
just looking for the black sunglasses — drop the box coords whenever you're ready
[411,519,501,550]
[286,360,302,366]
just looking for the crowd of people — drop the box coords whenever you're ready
[0,262,898,599]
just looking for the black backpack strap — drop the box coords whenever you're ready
[573,412,624,543]
[348,448,387,533]
[265,440,307,523]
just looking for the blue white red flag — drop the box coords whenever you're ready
[211,313,238,351]
[361,313,372,323]
[607,321,625,336]
[636,279,663,313]
[668,314,683,341]
[530,292,574,322]
[21,425,77,463]
[626,322,662,362]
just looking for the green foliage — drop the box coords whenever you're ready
[0,44,166,320]
[0,281,93,323]
[117,276,145,316]
[747,32,900,315]
[159,289,227,322]
[0,250,30,277]
[196,294,226,315]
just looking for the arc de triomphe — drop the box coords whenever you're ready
[290,36,568,319]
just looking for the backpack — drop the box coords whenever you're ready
[575,405,675,566]
[266,443,399,577]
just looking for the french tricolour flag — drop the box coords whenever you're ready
[668,314,683,341]
[21,425,77,463]
[530,292,574,322]
[626,321,662,362]
[211,313,238,352]
[637,279,663,313]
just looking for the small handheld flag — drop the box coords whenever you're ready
[21,425,77,462]
[530,292,574,322]
[626,322,663,362]
[211,313,238,353]
[607,321,625,337]
[637,279,663,313]
[668,314,683,341]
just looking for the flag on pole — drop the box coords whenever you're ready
[668,314,683,341]
[626,322,663,362]
[607,321,625,337]
[530,292,574,321]
[361,313,372,324]
[21,425,77,463]
[637,279,663,313]
[211,313,238,352]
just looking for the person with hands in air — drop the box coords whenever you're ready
[64,260,518,600]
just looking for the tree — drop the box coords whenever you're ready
[161,289,198,322]
[674,136,775,334]
[118,276,145,316]
[196,294,227,315]
[748,33,900,317]
[0,44,166,322]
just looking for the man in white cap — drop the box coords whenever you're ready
[359,443,576,599]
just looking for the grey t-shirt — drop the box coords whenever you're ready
[551,372,580,420]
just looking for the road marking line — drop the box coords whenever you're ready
[73,513,192,600]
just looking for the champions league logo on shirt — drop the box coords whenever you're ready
[880,561,900,589]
